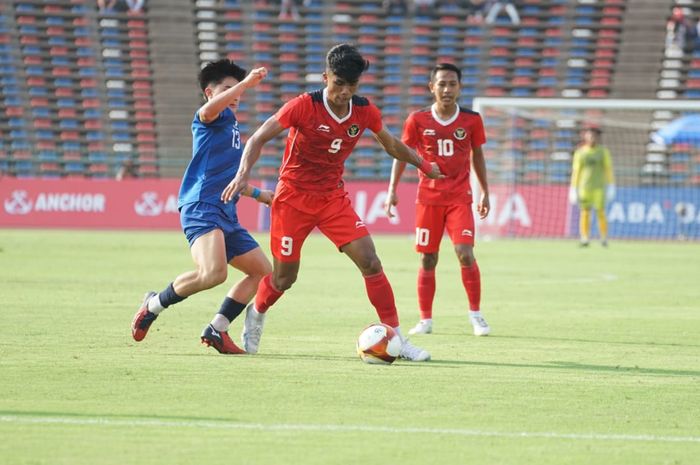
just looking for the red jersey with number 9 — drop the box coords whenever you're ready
[274,89,383,192]
[402,105,486,206]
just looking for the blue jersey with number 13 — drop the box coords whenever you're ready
[178,107,242,212]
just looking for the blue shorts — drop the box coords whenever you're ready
[180,201,259,262]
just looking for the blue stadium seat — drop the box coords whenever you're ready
[59,120,79,129]
[38,151,59,161]
[86,132,104,141]
[57,99,77,108]
[36,130,55,140]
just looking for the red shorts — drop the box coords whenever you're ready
[269,182,369,262]
[415,203,475,253]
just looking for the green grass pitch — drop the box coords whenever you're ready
[1,229,699,465]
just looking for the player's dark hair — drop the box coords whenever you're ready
[198,59,247,92]
[584,127,603,135]
[326,43,370,84]
[430,63,462,83]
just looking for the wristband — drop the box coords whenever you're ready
[419,158,432,174]
[251,187,261,199]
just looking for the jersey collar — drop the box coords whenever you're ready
[431,103,460,126]
[323,88,353,124]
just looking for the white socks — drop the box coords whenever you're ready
[210,314,230,332]
[147,294,165,315]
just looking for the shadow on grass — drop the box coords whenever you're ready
[493,334,700,350]
[426,359,700,377]
[164,352,700,377]
[164,352,359,362]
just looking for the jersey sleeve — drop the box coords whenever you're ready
[366,102,383,134]
[193,107,230,128]
[275,95,307,129]
[401,113,419,149]
[471,114,486,148]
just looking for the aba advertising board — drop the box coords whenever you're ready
[568,187,700,239]
[1,178,699,239]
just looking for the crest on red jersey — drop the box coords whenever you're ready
[347,124,360,137]
[454,128,467,140]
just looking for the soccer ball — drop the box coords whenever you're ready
[356,323,402,365]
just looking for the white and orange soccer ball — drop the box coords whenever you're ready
[356,323,402,365]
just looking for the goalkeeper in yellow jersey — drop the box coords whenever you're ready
[569,127,615,247]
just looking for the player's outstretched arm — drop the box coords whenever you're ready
[373,124,443,179]
[384,159,407,218]
[471,146,490,219]
[221,115,285,204]
[198,67,268,123]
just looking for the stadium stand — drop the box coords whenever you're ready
[1,0,697,186]
[188,0,660,184]
[96,6,159,177]
[0,0,157,178]
[648,0,700,186]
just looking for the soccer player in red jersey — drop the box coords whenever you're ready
[384,63,492,336]
[221,43,443,361]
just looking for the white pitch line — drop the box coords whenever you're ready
[1,415,699,444]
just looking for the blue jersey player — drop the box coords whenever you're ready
[131,60,272,354]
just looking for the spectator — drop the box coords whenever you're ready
[383,0,407,16]
[279,0,301,21]
[125,0,145,14]
[97,0,118,13]
[666,7,690,52]
[485,0,520,25]
[465,0,488,23]
[689,16,700,50]
[413,0,436,17]
[116,158,138,180]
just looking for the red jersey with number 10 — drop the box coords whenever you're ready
[402,105,486,205]
[274,89,383,193]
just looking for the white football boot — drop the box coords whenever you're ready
[469,312,490,336]
[408,319,433,335]
[398,339,431,362]
[241,303,266,354]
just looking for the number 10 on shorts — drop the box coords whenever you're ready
[416,228,430,246]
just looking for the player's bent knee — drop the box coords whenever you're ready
[273,273,296,291]
[260,261,273,277]
[358,255,383,275]
[199,267,228,289]
[455,247,475,266]
[457,254,475,267]
[421,253,438,270]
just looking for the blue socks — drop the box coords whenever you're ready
[158,282,186,309]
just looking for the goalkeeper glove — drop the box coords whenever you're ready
[606,184,616,202]
[568,186,578,205]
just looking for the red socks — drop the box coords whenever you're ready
[254,274,283,313]
[417,268,436,320]
[363,272,399,328]
[461,262,481,311]
[255,271,404,327]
